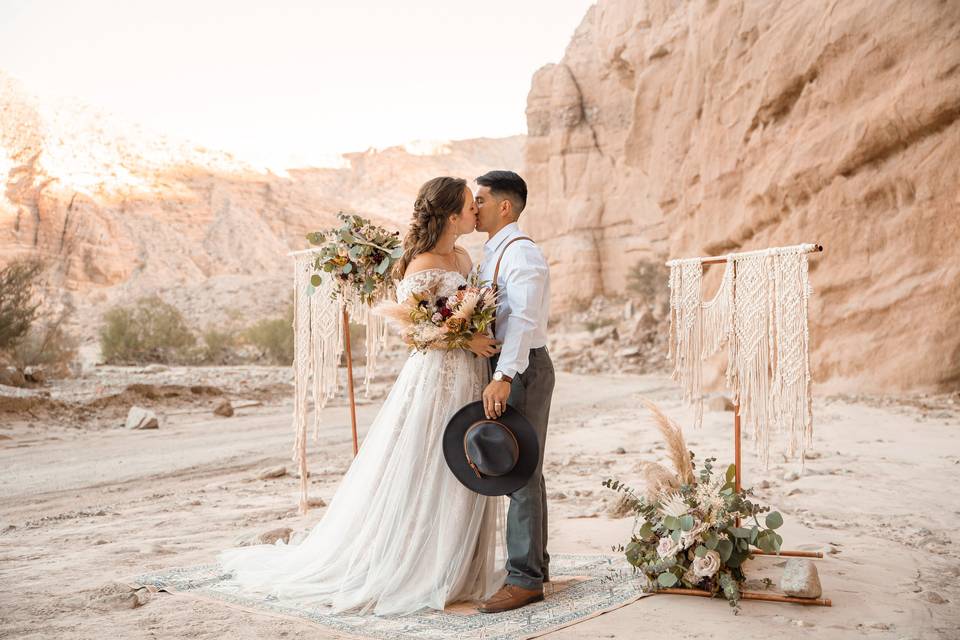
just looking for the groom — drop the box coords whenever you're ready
[474,170,555,613]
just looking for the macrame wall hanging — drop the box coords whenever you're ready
[289,251,392,514]
[667,243,820,467]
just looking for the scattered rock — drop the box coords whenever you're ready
[139,542,174,555]
[143,364,169,373]
[803,450,823,460]
[783,471,801,482]
[235,527,294,547]
[757,479,772,489]
[787,488,803,496]
[87,582,154,610]
[548,491,568,500]
[615,347,641,359]
[922,591,948,604]
[707,395,736,412]
[23,366,46,384]
[255,465,287,480]
[780,559,822,598]
[307,497,327,508]
[614,446,627,454]
[213,399,234,417]
[0,367,27,388]
[125,406,159,430]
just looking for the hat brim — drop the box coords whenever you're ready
[442,400,540,497]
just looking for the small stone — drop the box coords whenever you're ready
[125,406,159,430]
[307,497,327,508]
[614,446,627,454]
[707,395,736,412]
[803,450,822,460]
[0,367,27,388]
[787,488,803,496]
[235,527,293,547]
[144,364,169,373]
[783,471,801,482]
[23,366,46,384]
[757,479,772,489]
[922,591,948,604]
[213,399,234,417]
[549,491,568,500]
[615,347,641,359]
[780,559,822,598]
[255,465,287,480]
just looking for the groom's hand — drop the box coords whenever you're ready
[483,380,511,419]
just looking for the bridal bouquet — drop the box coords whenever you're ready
[603,399,784,611]
[376,274,497,352]
[306,213,404,304]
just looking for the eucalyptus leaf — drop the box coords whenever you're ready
[657,572,678,588]
[663,516,680,531]
[717,538,733,562]
[679,514,695,531]
[729,527,751,539]
[377,257,391,275]
[765,511,784,530]
[391,246,405,259]
[342,263,353,274]
[705,532,719,550]
[726,464,736,483]
[695,545,708,558]
[310,274,322,287]
[749,526,759,545]
[638,522,654,540]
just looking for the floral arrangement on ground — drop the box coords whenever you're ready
[306,212,404,304]
[375,273,497,352]
[603,398,785,611]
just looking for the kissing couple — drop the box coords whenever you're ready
[220,171,555,616]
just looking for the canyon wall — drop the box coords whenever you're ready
[522,0,960,391]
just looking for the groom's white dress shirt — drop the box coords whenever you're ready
[478,222,550,379]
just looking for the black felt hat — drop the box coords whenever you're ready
[442,401,540,496]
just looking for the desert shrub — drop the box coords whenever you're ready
[626,259,670,302]
[0,259,43,351]
[100,296,197,364]
[10,310,78,376]
[244,306,294,365]
[198,327,239,365]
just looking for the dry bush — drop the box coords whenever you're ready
[100,296,197,364]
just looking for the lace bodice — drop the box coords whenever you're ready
[395,268,468,302]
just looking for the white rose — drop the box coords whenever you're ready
[431,312,443,323]
[657,535,681,558]
[692,549,721,578]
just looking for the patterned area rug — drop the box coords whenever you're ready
[133,554,651,640]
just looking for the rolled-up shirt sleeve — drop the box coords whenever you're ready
[496,245,549,379]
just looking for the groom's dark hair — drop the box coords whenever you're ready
[476,170,527,216]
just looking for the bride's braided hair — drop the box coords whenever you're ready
[394,176,467,279]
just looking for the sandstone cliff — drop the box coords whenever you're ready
[0,72,522,340]
[522,0,960,391]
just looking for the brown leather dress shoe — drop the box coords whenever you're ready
[478,584,544,613]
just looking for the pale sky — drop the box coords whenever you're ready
[0,0,595,167]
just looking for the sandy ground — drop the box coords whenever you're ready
[2,369,959,639]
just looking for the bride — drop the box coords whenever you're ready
[218,176,506,616]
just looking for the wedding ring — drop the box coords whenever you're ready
[494,402,502,407]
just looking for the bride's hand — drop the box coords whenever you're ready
[467,334,501,358]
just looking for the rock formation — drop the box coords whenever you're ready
[522,0,960,391]
[0,71,522,342]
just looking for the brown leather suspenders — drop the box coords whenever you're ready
[490,236,534,336]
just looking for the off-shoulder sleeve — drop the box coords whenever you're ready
[395,269,444,302]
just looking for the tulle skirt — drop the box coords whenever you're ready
[218,348,505,616]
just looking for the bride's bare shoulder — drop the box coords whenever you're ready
[404,253,448,277]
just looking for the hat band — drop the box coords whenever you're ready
[463,419,519,480]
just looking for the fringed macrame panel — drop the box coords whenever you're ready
[666,244,817,467]
[291,253,392,513]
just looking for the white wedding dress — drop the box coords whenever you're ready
[218,268,505,616]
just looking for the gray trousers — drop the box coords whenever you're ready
[491,346,555,590]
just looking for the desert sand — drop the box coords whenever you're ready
[2,366,958,639]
